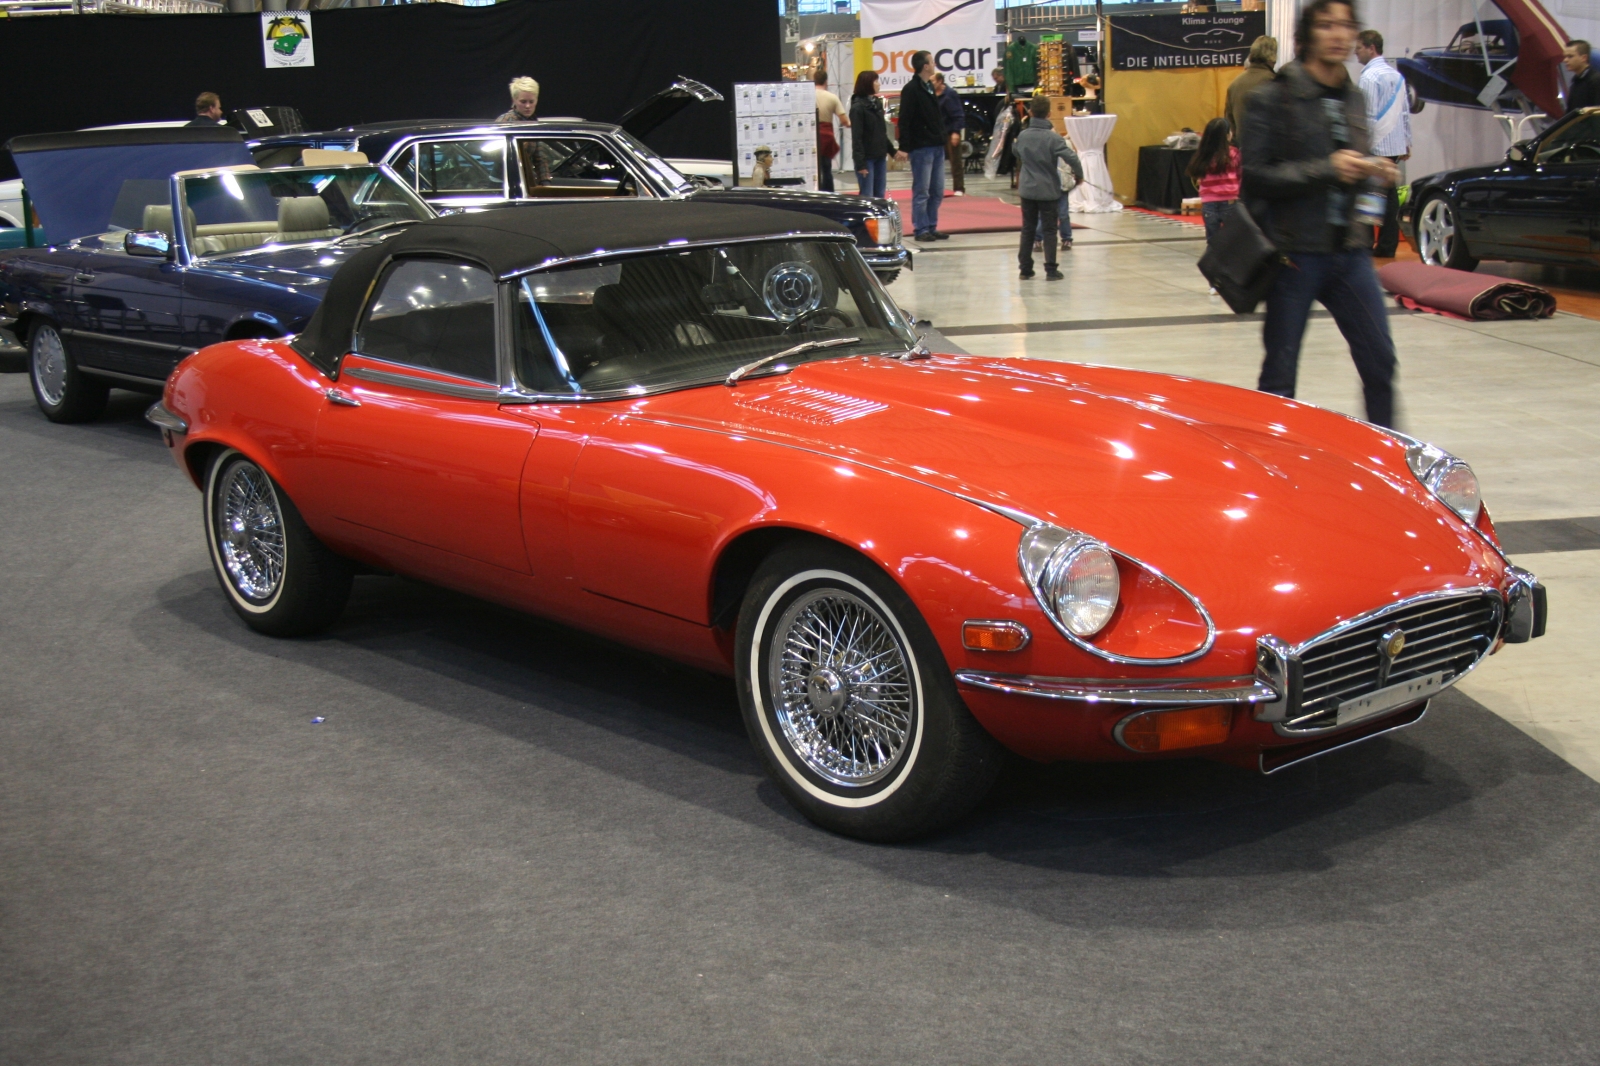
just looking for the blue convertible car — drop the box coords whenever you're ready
[0,126,433,421]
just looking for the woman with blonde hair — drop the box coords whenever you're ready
[497,76,541,122]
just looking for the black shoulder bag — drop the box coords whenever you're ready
[1197,199,1283,314]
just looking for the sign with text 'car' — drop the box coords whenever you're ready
[1108,12,1267,71]
[860,0,999,91]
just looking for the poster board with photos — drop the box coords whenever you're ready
[732,82,817,190]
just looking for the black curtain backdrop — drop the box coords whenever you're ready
[0,0,778,180]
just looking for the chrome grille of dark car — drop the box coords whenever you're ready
[1287,593,1502,730]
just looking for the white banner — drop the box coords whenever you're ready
[860,0,999,91]
[261,12,315,69]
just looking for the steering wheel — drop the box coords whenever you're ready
[782,307,855,334]
[1564,143,1600,161]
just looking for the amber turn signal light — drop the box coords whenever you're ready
[962,620,1031,652]
[1117,705,1233,753]
[864,216,882,244]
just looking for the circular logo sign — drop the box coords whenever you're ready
[762,261,824,322]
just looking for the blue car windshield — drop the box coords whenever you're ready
[174,166,432,257]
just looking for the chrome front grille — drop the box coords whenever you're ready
[1284,592,1502,732]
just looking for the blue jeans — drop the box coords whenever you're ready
[1035,192,1073,241]
[909,145,944,234]
[856,157,887,198]
[1201,199,1231,244]
[1260,249,1396,427]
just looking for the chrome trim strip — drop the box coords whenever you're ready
[499,231,856,281]
[78,366,173,386]
[144,401,187,434]
[1260,702,1429,775]
[344,362,503,401]
[954,670,1277,706]
[61,328,191,353]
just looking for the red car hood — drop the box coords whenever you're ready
[626,355,1504,642]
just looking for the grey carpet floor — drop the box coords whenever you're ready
[1,367,1597,1065]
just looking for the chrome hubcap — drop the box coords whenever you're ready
[770,588,914,786]
[215,462,285,601]
[31,327,67,407]
[1419,199,1454,265]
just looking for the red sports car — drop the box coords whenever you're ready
[148,202,1547,841]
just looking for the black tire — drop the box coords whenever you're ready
[204,449,352,637]
[28,321,108,423]
[874,269,901,287]
[1415,195,1478,271]
[735,541,1003,841]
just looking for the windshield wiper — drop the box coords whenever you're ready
[333,219,421,244]
[724,337,861,386]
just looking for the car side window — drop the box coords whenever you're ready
[517,138,648,199]
[405,139,507,195]
[358,259,499,384]
[1535,115,1600,165]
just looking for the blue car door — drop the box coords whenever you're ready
[69,241,187,382]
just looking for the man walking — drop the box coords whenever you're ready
[1241,0,1400,427]
[1563,40,1598,113]
[899,51,948,242]
[1356,30,1410,257]
[1012,96,1083,281]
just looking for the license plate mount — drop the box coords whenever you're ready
[1337,671,1445,727]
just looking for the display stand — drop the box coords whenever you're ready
[732,82,818,190]
[1064,113,1122,213]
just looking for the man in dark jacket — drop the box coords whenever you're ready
[1241,0,1400,427]
[1012,97,1084,280]
[186,92,225,127]
[899,51,948,241]
[935,73,967,195]
[1563,40,1598,113]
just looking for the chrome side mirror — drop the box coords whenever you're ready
[124,230,172,258]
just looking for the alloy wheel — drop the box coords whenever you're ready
[1418,198,1457,266]
[31,326,67,407]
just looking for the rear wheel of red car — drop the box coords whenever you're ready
[736,541,1003,842]
[204,449,352,637]
[29,321,108,424]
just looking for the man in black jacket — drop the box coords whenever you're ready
[1563,40,1598,114]
[899,51,948,241]
[1241,0,1401,427]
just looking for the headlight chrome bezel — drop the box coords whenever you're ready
[1019,526,1120,639]
[1016,523,1215,665]
[1390,431,1482,526]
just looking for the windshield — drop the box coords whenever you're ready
[611,130,696,195]
[176,166,432,257]
[512,239,917,395]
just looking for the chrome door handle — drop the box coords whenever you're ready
[325,388,361,407]
[74,273,95,283]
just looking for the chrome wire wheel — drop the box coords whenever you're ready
[768,587,916,786]
[1417,197,1457,266]
[215,460,286,603]
[31,325,67,408]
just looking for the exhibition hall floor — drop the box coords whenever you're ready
[4,212,1599,1063]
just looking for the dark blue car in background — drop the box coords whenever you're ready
[0,126,433,421]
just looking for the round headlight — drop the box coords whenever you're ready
[1044,543,1120,637]
[1428,459,1481,525]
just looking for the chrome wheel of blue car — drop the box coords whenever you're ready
[28,322,107,423]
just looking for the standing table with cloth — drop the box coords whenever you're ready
[1063,114,1122,213]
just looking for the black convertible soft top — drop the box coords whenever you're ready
[293,200,849,375]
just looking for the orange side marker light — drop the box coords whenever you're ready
[1118,705,1234,753]
[962,620,1031,652]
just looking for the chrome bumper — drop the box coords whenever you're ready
[145,401,188,436]
[861,244,911,273]
[957,581,1545,735]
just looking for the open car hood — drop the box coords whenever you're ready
[5,126,251,246]
[617,76,724,140]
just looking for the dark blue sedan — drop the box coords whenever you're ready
[0,128,433,422]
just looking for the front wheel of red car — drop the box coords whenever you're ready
[736,542,1003,842]
[204,449,352,637]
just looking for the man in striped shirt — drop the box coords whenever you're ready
[1356,30,1410,257]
